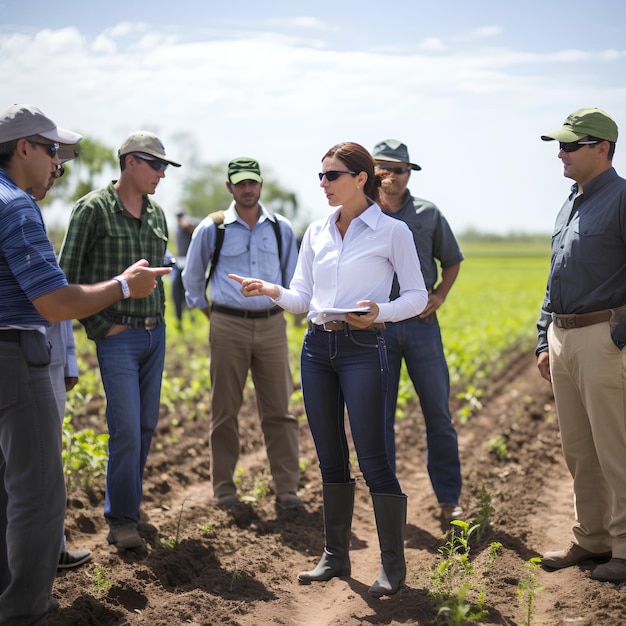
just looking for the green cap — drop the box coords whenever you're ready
[228,157,262,184]
[541,108,618,143]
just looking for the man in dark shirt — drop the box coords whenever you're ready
[537,108,626,582]
[372,139,464,528]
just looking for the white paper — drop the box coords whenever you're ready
[320,306,371,315]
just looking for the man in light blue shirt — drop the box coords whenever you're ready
[183,157,301,509]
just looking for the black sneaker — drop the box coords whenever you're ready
[58,549,92,570]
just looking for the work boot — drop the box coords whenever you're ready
[298,480,356,583]
[542,542,612,570]
[368,492,407,598]
[591,558,626,582]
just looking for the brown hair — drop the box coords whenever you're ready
[322,142,383,204]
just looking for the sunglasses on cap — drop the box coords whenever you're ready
[131,153,169,171]
[559,140,601,153]
[318,170,356,182]
[28,140,60,158]
[375,164,409,174]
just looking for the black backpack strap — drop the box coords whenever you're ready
[206,211,284,289]
[266,213,285,285]
[205,211,226,297]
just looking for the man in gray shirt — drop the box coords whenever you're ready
[537,108,626,582]
[373,139,464,528]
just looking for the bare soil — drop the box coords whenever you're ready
[48,350,626,625]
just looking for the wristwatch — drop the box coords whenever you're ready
[113,275,131,299]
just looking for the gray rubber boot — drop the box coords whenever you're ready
[368,492,407,597]
[298,480,356,583]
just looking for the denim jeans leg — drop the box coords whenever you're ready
[97,325,166,526]
[0,345,65,625]
[391,316,461,505]
[383,323,403,472]
[301,328,400,494]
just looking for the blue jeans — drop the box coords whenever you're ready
[0,339,65,625]
[300,325,401,494]
[383,315,461,505]
[96,324,166,527]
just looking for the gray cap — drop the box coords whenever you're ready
[0,104,82,144]
[372,139,421,171]
[118,131,181,167]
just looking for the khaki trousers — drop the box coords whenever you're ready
[209,311,299,498]
[549,321,626,558]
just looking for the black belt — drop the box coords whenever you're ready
[0,329,22,342]
[308,321,385,332]
[106,311,164,330]
[211,304,283,319]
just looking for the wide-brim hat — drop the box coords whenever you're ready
[372,139,421,171]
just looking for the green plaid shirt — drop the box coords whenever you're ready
[59,181,169,342]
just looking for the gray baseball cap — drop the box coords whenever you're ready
[0,104,82,144]
[372,139,421,171]
[118,131,181,167]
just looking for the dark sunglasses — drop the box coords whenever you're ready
[559,140,601,153]
[29,140,60,157]
[131,153,169,171]
[318,170,356,182]
[376,164,409,174]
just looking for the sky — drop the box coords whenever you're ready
[2,0,626,235]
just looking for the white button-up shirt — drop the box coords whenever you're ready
[276,203,428,324]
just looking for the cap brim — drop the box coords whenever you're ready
[541,129,585,143]
[126,150,181,167]
[230,172,262,184]
[374,157,422,171]
[58,146,79,163]
[39,126,82,145]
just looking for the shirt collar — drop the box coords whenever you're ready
[326,201,383,230]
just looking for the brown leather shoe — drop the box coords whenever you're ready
[107,524,144,549]
[542,542,612,570]
[276,493,304,509]
[215,494,239,509]
[591,557,626,582]
[440,504,464,525]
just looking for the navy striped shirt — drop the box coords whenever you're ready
[0,168,67,327]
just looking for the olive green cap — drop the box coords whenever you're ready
[541,108,618,143]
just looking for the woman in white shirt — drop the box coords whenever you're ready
[230,142,427,597]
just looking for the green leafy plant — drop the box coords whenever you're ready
[62,416,109,489]
[90,565,112,594]
[472,487,495,542]
[485,434,508,460]
[430,517,502,625]
[456,386,484,425]
[517,557,544,626]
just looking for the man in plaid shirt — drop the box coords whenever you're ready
[60,131,181,550]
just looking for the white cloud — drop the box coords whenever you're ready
[472,26,503,38]
[417,37,447,52]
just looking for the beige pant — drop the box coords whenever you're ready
[549,321,626,558]
[208,310,299,498]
